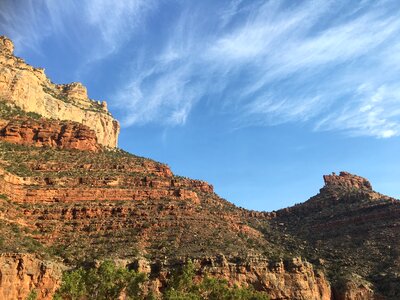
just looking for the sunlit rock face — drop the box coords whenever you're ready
[0,254,62,300]
[0,36,120,148]
[0,117,100,151]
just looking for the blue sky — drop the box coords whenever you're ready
[1,0,400,211]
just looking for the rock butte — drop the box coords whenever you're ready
[0,35,399,300]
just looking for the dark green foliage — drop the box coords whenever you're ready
[54,261,147,300]
[164,260,270,300]
[25,290,38,300]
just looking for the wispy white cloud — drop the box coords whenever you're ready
[243,95,325,126]
[115,6,210,127]
[114,0,400,138]
[83,0,156,60]
[0,0,155,60]
[116,62,202,126]
[316,84,400,138]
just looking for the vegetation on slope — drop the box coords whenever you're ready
[0,194,48,255]
[0,140,157,179]
[0,100,42,120]
[0,142,283,263]
[53,260,270,300]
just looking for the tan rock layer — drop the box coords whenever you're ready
[1,252,378,300]
[0,117,100,151]
[0,36,119,148]
[122,256,332,300]
[192,256,332,300]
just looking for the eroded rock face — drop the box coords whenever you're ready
[107,256,332,300]
[0,36,119,148]
[0,117,100,151]
[0,253,62,300]
[194,256,331,300]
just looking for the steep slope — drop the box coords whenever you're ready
[0,36,119,148]
[0,141,331,300]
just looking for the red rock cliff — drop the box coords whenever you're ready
[0,117,100,151]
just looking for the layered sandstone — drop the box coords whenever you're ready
[1,138,399,298]
[0,253,62,300]
[0,36,119,148]
[0,253,331,300]
[0,117,99,151]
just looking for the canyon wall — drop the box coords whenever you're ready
[0,36,119,148]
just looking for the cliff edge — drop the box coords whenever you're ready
[0,36,119,148]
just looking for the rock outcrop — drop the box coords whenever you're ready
[323,171,372,190]
[193,256,331,300]
[109,256,332,300]
[0,36,119,148]
[0,117,100,151]
[0,254,62,300]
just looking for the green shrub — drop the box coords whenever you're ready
[54,261,147,300]
[25,290,38,300]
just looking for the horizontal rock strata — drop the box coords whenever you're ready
[0,117,100,151]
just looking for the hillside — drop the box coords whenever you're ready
[0,35,399,300]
